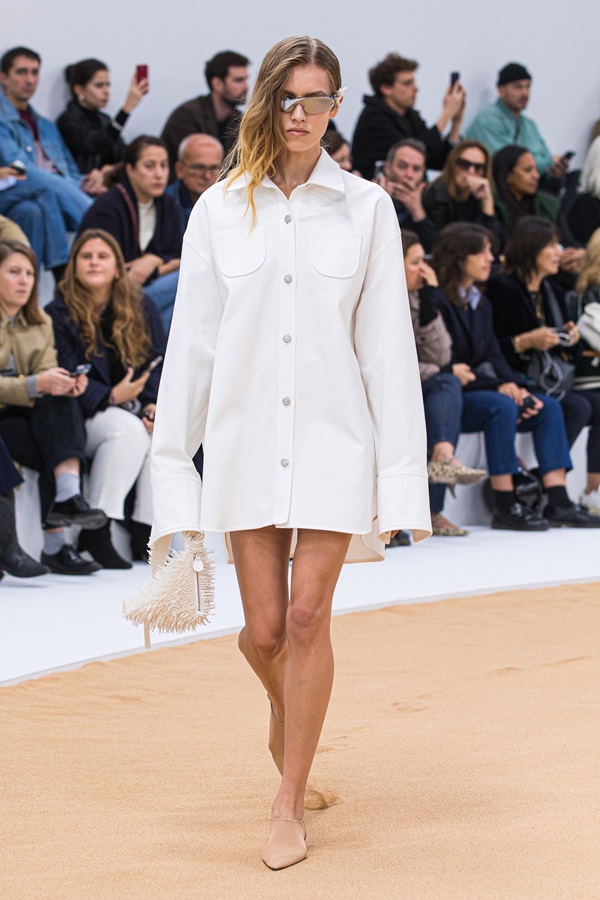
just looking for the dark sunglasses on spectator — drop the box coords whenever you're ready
[456,158,486,175]
[280,89,345,115]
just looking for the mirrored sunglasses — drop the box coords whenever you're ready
[280,88,345,115]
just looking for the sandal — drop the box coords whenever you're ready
[431,513,469,537]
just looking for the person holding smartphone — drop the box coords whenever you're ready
[46,229,166,567]
[0,240,108,575]
[57,58,149,195]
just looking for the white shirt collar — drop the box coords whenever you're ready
[227,149,345,195]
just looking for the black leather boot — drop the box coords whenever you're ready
[78,521,132,569]
[0,494,50,578]
[130,521,151,562]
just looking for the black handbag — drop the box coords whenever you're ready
[525,282,575,400]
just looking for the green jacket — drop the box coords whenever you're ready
[494,190,559,237]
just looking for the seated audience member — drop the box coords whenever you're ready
[403,230,486,537]
[0,240,107,574]
[568,137,600,246]
[324,131,358,174]
[466,63,569,182]
[167,134,223,231]
[0,163,71,281]
[486,217,600,517]
[380,139,437,252]
[57,58,149,193]
[432,223,595,530]
[0,211,27,244]
[47,229,166,566]
[0,435,50,578]
[424,140,502,244]
[0,47,92,221]
[492,145,559,237]
[78,136,183,332]
[161,50,249,170]
[351,52,465,180]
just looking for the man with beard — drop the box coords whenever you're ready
[161,50,249,171]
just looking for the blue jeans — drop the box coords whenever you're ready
[0,179,71,268]
[144,270,180,332]
[23,168,91,231]
[422,372,463,513]
[461,390,572,477]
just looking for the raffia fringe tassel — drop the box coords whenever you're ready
[122,531,215,646]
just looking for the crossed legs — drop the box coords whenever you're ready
[231,526,351,827]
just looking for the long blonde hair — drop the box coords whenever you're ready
[225,36,342,224]
[60,229,151,365]
[576,227,600,293]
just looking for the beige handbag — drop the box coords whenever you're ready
[122,531,214,648]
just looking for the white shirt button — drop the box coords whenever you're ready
[283,334,292,343]
[280,458,289,467]
[282,397,291,406]
[284,214,292,224]
[284,274,293,284]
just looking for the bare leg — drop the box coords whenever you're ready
[53,457,80,478]
[585,473,600,493]
[230,526,293,722]
[271,528,351,820]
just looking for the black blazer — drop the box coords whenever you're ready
[46,294,167,419]
[78,176,183,270]
[434,288,524,390]
[486,274,579,373]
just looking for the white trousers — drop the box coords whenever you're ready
[84,407,152,525]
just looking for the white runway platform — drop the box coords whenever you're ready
[1,525,599,686]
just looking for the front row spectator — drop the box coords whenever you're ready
[324,131,358,174]
[492,145,558,238]
[47,229,166,567]
[432,224,598,529]
[78,136,182,332]
[57,57,149,193]
[0,436,50,578]
[568,137,600,246]
[0,240,107,574]
[424,140,502,245]
[167,134,223,231]
[486,217,600,516]
[381,139,437,252]
[402,230,486,537]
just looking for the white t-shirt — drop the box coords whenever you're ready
[138,200,156,252]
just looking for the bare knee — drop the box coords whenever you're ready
[239,624,286,664]
[286,595,330,651]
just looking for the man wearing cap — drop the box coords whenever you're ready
[466,63,568,179]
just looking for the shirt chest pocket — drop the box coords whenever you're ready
[311,230,362,279]
[216,228,266,277]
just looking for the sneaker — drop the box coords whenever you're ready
[492,502,549,531]
[545,503,600,528]
[579,487,600,516]
[46,494,107,530]
[42,544,102,575]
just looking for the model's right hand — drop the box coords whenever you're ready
[112,367,150,405]
[36,368,76,396]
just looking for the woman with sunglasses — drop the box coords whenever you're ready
[424,140,502,243]
[150,36,430,869]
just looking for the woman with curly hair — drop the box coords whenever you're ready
[46,229,166,567]
[150,36,430,868]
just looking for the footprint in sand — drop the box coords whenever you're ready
[305,785,340,810]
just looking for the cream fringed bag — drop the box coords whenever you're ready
[122,531,215,649]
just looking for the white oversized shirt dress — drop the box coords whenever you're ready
[150,150,431,566]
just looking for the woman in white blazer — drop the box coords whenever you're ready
[150,36,431,869]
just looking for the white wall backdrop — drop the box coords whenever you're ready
[3,0,599,166]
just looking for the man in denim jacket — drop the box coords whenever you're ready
[0,46,91,258]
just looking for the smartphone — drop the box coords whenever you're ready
[373,160,385,184]
[69,363,91,377]
[10,159,27,175]
[450,71,460,87]
[562,150,575,161]
[141,355,163,375]
[135,65,148,84]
